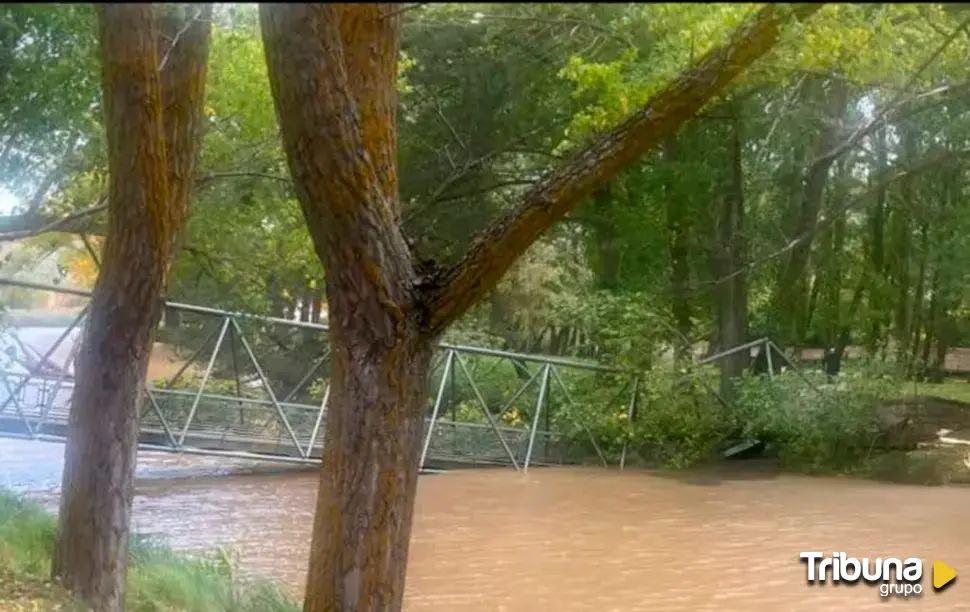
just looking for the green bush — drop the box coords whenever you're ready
[419,346,917,475]
[546,361,910,474]
[730,365,897,473]
[553,367,729,469]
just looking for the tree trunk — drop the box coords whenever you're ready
[261,6,427,610]
[664,137,693,362]
[590,188,623,290]
[259,4,820,610]
[865,126,890,352]
[774,78,848,344]
[300,286,312,322]
[52,5,211,610]
[712,105,747,402]
[305,334,431,611]
[891,124,918,363]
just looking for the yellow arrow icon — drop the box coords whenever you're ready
[933,560,956,590]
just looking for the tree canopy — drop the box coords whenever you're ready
[5,3,970,608]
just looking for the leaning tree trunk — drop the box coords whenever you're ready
[259,4,822,611]
[52,5,210,610]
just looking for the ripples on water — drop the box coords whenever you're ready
[2,438,969,611]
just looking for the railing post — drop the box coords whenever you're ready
[229,317,306,457]
[765,339,774,377]
[455,354,520,470]
[178,317,230,445]
[619,376,639,470]
[420,350,455,470]
[524,365,551,473]
[305,382,331,457]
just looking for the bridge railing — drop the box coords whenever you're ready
[0,277,640,471]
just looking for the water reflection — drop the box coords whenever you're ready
[3,438,970,611]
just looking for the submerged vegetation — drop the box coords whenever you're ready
[0,491,297,611]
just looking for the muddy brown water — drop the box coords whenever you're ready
[2,438,969,610]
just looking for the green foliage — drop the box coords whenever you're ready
[0,490,298,611]
[6,2,970,486]
[731,367,898,472]
[0,490,56,576]
[0,4,100,197]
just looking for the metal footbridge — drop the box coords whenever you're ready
[0,278,647,472]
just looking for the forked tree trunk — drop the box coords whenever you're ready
[306,329,432,610]
[259,4,821,611]
[52,5,211,610]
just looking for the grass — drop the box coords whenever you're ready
[0,489,298,611]
[897,378,970,404]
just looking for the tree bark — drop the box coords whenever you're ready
[259,4,822,611]
[52,5,211,610]
[261,5,429,611]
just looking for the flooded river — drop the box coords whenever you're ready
[2,437,969,610]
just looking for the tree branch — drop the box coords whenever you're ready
[702,148,970,291]
[423,3,824,334]
[194,170,292,188]
[0,167,288,242]
[0,197,108,242]
[807,13,970,173]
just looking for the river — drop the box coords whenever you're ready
[1,437,969,610]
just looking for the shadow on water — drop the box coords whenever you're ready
[644,458,784,487]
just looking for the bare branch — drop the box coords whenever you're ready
[0,167,289,243]
[808,14,970,172]
[158,7,205,73]
[0,196,108,242]
[424,3,824,334]
[80,233,101,269]
[431,179,537,205]
[194,170,292,188]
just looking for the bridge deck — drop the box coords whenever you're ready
[0,373,567,471]
[0,277,639,472]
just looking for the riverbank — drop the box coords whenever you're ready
[0,490,297,611]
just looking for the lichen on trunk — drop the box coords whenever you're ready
[52,7,170,608]
[51,5,211,610]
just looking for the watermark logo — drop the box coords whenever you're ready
[933,560,957,590]
[800,552,957,598]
